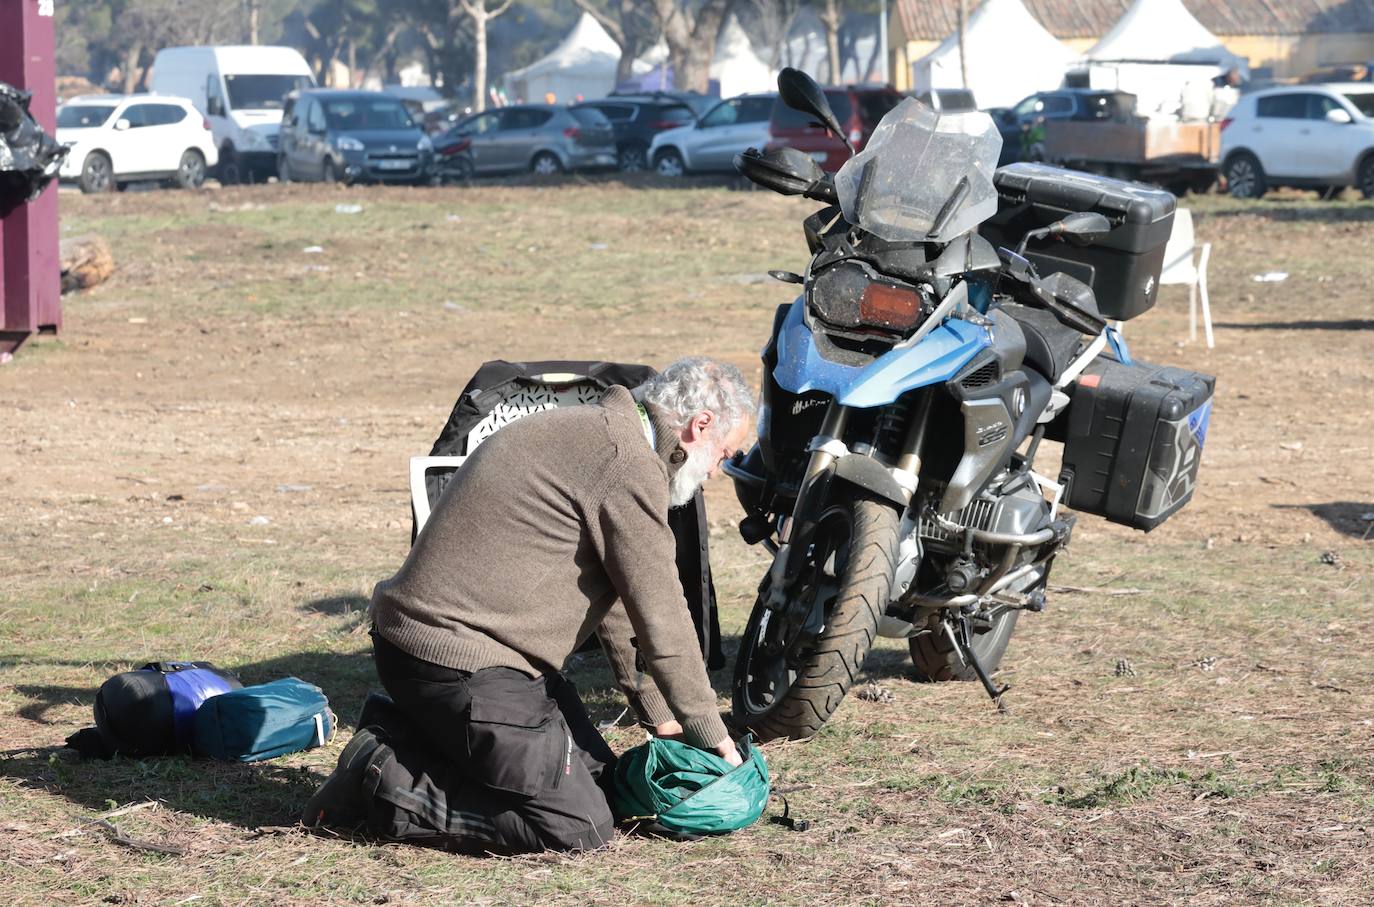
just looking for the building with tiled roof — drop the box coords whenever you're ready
[889,0,1374,90]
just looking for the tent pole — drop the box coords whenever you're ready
[879,0,889,84]
[957,0,968,89]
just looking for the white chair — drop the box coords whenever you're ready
[1159,207,1214,348]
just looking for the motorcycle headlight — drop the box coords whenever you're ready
[337,136,365,152]
[808,259,928,334]
[417,135,432,152]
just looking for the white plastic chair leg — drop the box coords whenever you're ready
[1198,243,1214,348]
[1188,278,1198,341]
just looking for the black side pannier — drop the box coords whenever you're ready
[418,359,724,668]
[1050,356,1215,531]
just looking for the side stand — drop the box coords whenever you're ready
[943,616,1009,712]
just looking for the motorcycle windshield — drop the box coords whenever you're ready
[834,98,1002,244]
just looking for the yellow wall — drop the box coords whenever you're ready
[1219,33,1374,78]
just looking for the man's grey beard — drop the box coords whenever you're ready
[669,443,715,508]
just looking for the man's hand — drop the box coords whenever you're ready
[652,719,683,739]
[714,735,743,767]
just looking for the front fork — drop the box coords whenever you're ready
[763,399,924,613]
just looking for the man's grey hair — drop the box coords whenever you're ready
[638,357,756,435]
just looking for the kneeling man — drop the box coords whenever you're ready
[304,357,753,852]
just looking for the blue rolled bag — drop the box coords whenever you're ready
[191,677,336,762]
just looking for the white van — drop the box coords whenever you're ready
[151,45,315,183]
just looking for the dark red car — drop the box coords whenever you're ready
[765,85,904,172]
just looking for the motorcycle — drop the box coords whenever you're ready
[724,69,1214,741]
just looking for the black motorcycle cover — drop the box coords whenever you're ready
[420,359,723,668]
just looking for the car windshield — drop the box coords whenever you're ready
[322,97,415,130]
[1342,92,1374,117]
[57,105,117,128]
[833,97,1002,243]
[224,74,313,110]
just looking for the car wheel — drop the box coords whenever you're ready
[654,148,685,178]
[218,148,241,185]
[78,151,113,194]
[1358,157,1374,200]
[531,152,562,175]
[176,149,207,190]
[443,156,474,183]
[618,143,648,172]
[322,158,339,184]
[1224,152,1266,199]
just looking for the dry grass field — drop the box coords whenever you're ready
[1,177,1371,905]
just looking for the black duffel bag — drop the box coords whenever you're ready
[65,662,242,759]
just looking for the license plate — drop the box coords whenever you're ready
[376,159,412,171]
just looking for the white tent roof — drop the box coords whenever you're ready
[502,12,646,103]
[711,16,776,98]
[913,0,1072,109]
[1086,0,1244,67]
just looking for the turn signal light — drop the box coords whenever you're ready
[563,126,582,139]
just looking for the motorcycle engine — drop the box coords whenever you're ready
[919,475,1052,563]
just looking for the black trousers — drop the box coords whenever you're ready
[366,632,617,853]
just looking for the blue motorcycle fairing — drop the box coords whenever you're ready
[773,298,990,408]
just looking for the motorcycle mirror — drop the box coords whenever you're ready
[1051,211,1113,246]
[777,67,851,154]
[768,270,804,284]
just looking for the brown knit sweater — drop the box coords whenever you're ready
[370,386,728,749]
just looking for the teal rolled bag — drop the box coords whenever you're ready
[610,735,770,836]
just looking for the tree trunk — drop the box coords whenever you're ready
[653,0,733,95]
[821,0,841,85]
[248,0,260,45]
[121,43,143,94]
[472,9,488,110]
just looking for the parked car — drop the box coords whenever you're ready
[647,93,777,177]
[573,94,700,171]
[765,84,903,172]
[1220,83,1374,198]
[151,45,315,184]
[278,89,433,184]
[607,88,717,119]
[914,88,978,112]
[56,94,218,193]
[433,105,616,178]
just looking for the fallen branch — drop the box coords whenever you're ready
[1050,585,1145,596]
[90,819,186,856]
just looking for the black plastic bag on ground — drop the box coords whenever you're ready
[0,82,67,214]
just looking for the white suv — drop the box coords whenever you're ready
[1221,83,1374,199]
[57,94,219,194]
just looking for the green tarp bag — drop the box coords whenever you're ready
[610,735,770,836]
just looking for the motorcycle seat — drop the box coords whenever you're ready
[999,302,1083,384]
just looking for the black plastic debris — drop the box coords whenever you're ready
[0,81,67,214]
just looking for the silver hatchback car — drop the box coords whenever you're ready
[435,105,616,178]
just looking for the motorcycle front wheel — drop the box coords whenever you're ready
[732,496,899,741]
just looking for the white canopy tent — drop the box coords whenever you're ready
[501,13,648,103]
[1079,0,1246,119]
[1086,0,1244,68]
[711,16,776,98]
[912,0,1073,109]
